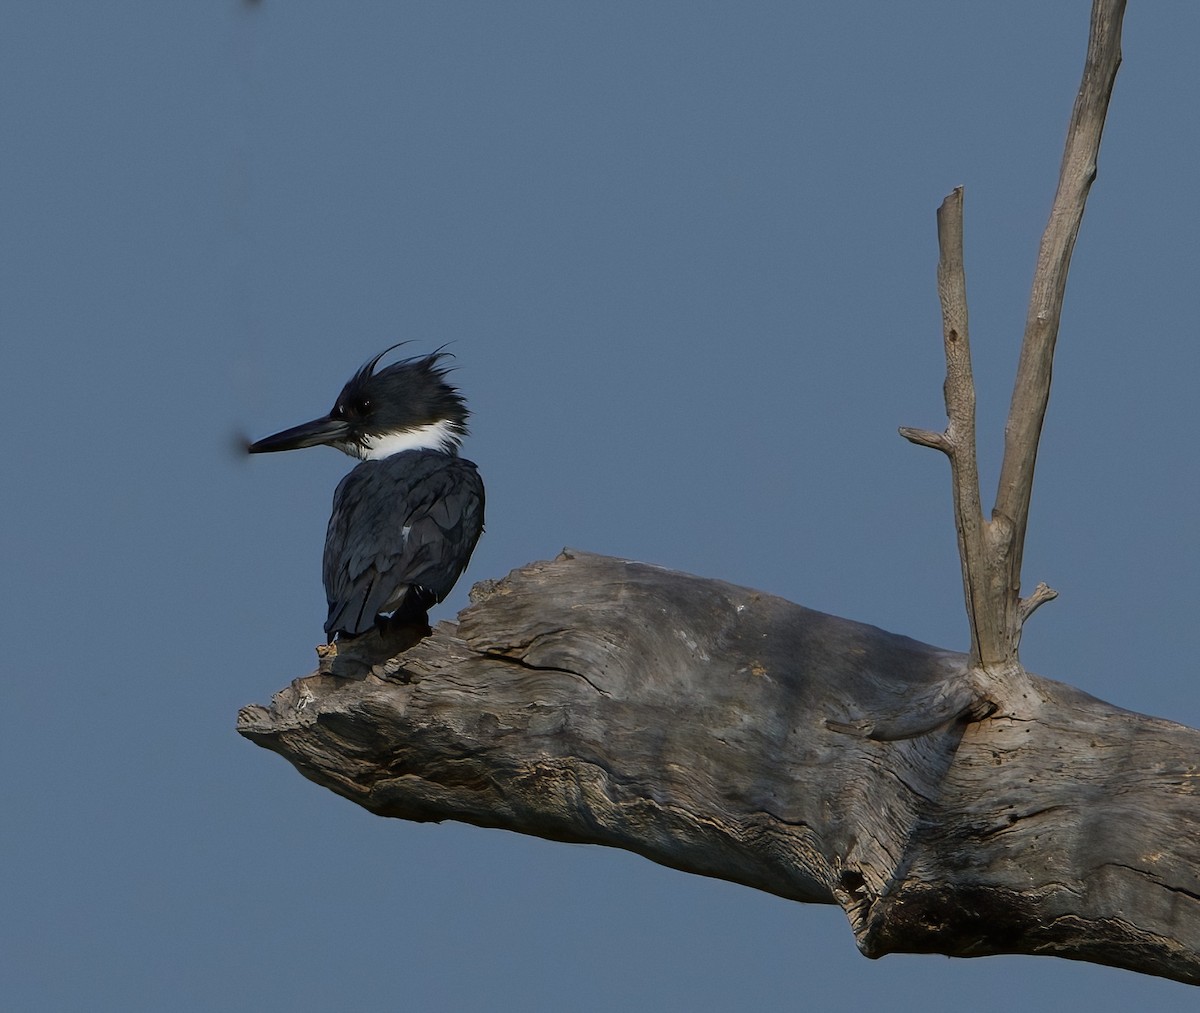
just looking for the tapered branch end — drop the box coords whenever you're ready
[938,186,964,218]
[899,426,951,454]
[1018,582,1058,623]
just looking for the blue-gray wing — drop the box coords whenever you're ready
[322,452,484,639]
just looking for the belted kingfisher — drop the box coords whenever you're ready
[248,345,485,643]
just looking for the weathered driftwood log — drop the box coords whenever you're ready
[239,550,1200,985]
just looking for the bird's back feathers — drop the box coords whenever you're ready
[322,450,484,639]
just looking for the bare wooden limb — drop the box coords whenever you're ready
[903,0,1126,677]
[995,0,1126,546]
[240,553,1200,985]
[932,189,993,669]
[901,191,1009,674]
[897,426,950,454]
[1018,581,1059,623]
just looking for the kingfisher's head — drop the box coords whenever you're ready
[248,345,469,461]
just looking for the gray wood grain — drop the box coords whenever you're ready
[239,550,1200,984]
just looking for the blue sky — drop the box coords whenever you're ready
[4,3,1198,1010]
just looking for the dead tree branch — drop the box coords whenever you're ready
[899,189,988,663]
[901,0,1125,678]
[239,0,1198,986]
[240,552,1200,985]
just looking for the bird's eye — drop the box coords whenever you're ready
[355,398,371,413]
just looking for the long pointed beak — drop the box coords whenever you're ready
[247,415,352,454]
